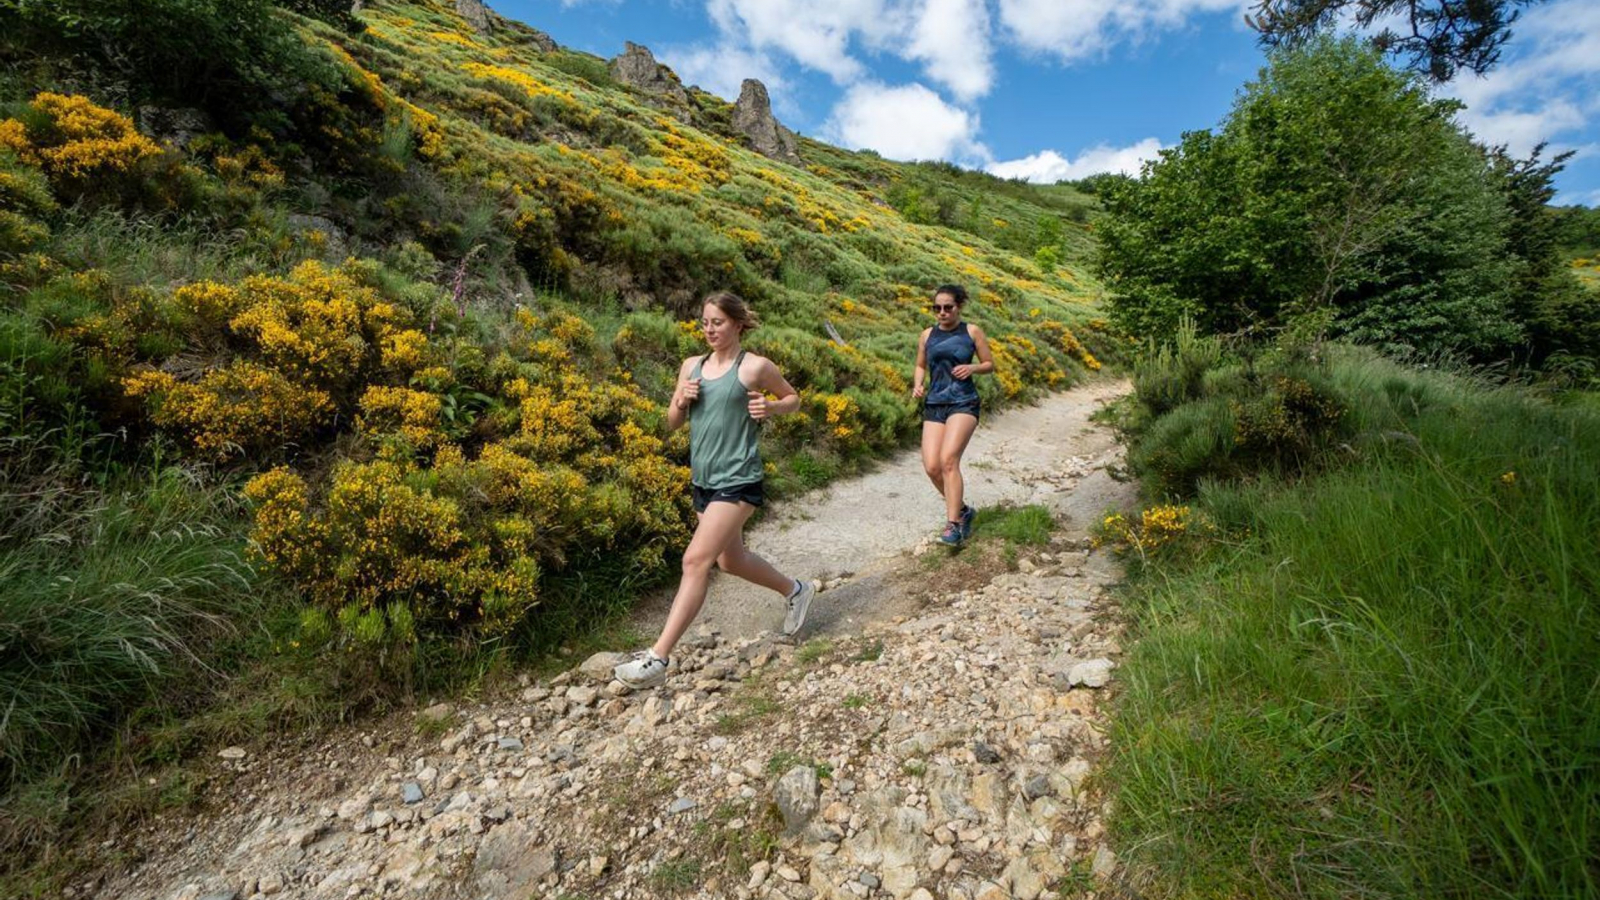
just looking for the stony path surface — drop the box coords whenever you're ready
[87,381,1135,900]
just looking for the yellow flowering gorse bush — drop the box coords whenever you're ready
[243,298,694,643]
[124,261,431,459]
[1095,505,1208,558]
[124,362,334,459]
[2,93,162,179]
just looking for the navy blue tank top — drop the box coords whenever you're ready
[925,322,979,405]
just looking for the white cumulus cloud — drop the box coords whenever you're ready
[905,0,996,100]
[1441,0,1600,157]
[823,82,983,162]
[987,139,1166,182]
[706,0,889,84]
[995,0,1244,62]
[701,0,996,100]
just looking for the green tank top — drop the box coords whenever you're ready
[689,351,764,489]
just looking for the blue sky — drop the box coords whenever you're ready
[500,0,1600,205]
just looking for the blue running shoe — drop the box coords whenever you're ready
[938,521,964,546]
[959,504,976,539]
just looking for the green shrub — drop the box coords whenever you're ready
[543,50,615,89]
[0,464,265,793]
[1130,322,1224,415]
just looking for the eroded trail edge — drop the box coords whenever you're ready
[98,380,1136,900]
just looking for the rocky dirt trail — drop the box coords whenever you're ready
[632,378,1132,639]
[87,380,1136,900]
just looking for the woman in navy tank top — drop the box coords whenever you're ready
[912,284,994,546]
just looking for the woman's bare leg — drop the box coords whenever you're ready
[716,529,795,595]
[921,420,946,497]
[652,501,755,658]
[938,413,980,524]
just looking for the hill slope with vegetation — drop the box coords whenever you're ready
[0,0,1113,879]
[1087,36,1600,900]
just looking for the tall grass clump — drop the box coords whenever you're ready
[1106,346,1600,898]
[0,452,275,839]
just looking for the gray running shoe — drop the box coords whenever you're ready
[782,579,817,636]
[613,650,668,690]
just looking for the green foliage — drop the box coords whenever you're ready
[973,504,1054,545]
[1098,37,1525,361]
[0,0,343,124]
[795,638,833,665]
[543,51,616,90]
[649,858,702,892]
[0,460,266,795]
[0,149,55,254]
[1123,334,1354,496]
[1130,321,1224,416]
[1109,348,1600,898]
[1551,203,1600,252]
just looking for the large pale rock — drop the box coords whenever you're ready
[510,24,558,52]
[608,42,691,109]
[1091,845,1117,880]
[579,652,626,682]
[774,765,820,835]
[1067,658,1115,688]
[456,0,493,34]
[969,770,1009,823]
[841,791,928,900]
[474,823,557,894]
[925,766,980,823]
[733,79,801,165]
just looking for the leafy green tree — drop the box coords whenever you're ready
[0,0,342,123]
[1097,37,1524,359]
[1247,0,1545,81]
[1552,204,1600,252]
[1484,145,1600,366]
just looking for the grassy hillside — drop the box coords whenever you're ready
[1098,337,1600,898]
[0,0,1113,881]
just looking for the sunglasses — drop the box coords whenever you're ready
[930,303,958,312]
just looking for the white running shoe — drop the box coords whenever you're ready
[782,579,817,636]
[613,650,669,690]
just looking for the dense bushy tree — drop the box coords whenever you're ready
[1552,204,1600,251]
[1486,145,1600,367]
[1247,0,1545,81]
[0,0,343,122]
[1097,37,1529,360]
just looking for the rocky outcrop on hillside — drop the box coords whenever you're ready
[517,26,558,53]
[455,0,494,34]
[734,79,801,166]
[609,42,692,120]
[136,106,210,150]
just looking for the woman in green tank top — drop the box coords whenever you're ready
[614,292,819,690]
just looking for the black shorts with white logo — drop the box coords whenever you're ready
[692,480,765,513]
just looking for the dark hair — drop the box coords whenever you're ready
[933,284,968,306]
[703,291,761,332]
